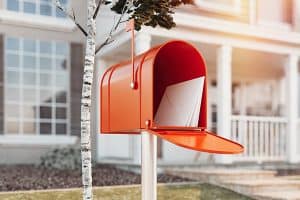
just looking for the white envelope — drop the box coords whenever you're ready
[154,77,205,127]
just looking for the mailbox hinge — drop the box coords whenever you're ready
[145,120,151,128]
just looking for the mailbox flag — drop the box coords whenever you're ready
[125,19,134,32]
[154,77,205,127]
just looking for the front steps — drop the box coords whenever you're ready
[254,191,300,200]
[223,179,300,196]
[165,168,300,200]
[165,168,276,183]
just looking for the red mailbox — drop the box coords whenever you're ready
[100,40,243,154]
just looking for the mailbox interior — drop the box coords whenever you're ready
[152,41,207,129]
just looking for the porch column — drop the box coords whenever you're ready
[216,45,233,164]
[133,33,152,164]
[249,0,257,25]
[207,81,212,130]
[294,0,300,32]
[286,54,299,163]
[0,35,3,135]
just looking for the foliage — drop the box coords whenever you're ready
[110,0,194,30]
[40,147,93,170]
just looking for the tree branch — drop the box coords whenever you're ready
[54,0,88,37]
[95,0,133,54]
[95,38,115,54]
[93,0,104,19]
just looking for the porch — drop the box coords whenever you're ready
[231,115,287,163]
[95,26,300,165]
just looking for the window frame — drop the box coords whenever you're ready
[257,20,292,32]
[4,0,69,18]
[256,0,293,31]
[0,135,77,145]
[3,36,71,136]
[196,0,242,15]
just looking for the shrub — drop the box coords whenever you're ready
[40,147,83,170]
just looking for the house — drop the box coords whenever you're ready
[96,0,300,165]
[1,0,300,166]
[0,0,86,163]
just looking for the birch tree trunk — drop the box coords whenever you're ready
[81,0,96,199]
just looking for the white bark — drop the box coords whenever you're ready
[81,0,97,199]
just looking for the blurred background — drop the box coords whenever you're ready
[1,0,300,199]
[97,0,300,166]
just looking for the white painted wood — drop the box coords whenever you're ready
[195,0,242,15]
[98,135,132,160]
[275,123,280,156]
[231,115,287,122]
[237,118,242,144]
[259,121,264,159]
[254,121,259,158]
[243,119,248,157]
[141,131,157,200]
[134,33,157,200]
[294,0,300,31]
[135,32,152,54]
[97,3,300,58]
[270,123,275,158]
[265,122,269,157]
[249,0,257,25]
[231,115,287,162]
[240,83,247,115]
[0,135,77,146]
[207,82,212,130]
[146,27,300,55]
[297,119,300,156]
[94,58,105,162]
[232,120,237,142]
[133,33,152,165]
[172,12,300,45]
[0,10,76,32]
[249,121,253,157]
[216,45,233,164]
[281,123,285,157]
[94,58,107,132]
[257,0,292,31]
[286,54,299,163]
[257,20,292,32]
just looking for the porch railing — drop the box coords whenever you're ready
[231,115,287,162]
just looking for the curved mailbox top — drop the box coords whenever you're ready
[100,40,244,154]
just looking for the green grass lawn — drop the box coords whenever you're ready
[0,183,253,200]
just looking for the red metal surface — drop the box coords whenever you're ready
[100,40,244,154]
[149,129,243,154]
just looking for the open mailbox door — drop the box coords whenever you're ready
[100,40,243,154]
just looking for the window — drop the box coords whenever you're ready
[5,0,68,18]
[4,37,70,135]
[196,0,241,14]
